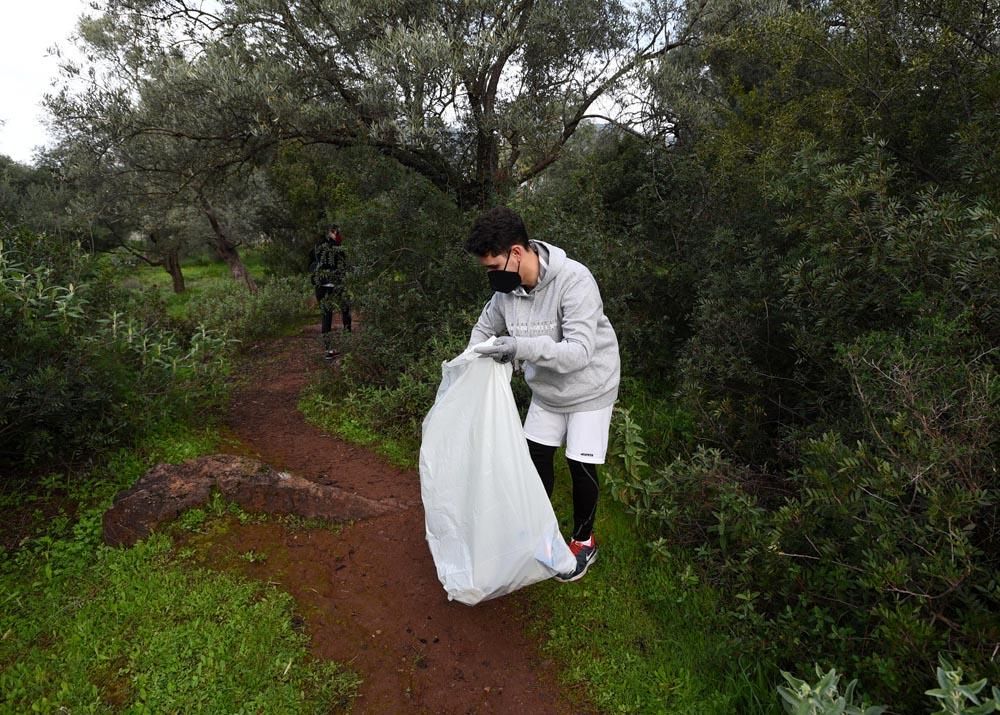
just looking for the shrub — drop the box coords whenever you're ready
[603,138,1000,702]
[779,659,1000,715]
[612,327,998,705]
[315,325,470,448]
[1,229,232,470]
[186,274,313,343]
[777,666,885,715]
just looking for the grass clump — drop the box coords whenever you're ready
[299,386,417,470]
[0,526,358,713]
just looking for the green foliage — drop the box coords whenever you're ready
[614,378,998,703]
[177,506,208,532]
[1,229,232,468]
[299,386,419,470]
[779,658,1000,715]
[345,170,478,371]
[58,0,695,210]
[606,149,1000,698]
[185,274,312,343]
[614,13,1000,698]
[927,657,1000,715]
[260,144,367,276]
[530,469,778,714]
[128,248,268,320]
[0,522,358,713]
[0,155,86,241]
[240,548,268,564]
[512,129,693,380]
[777,666,885,715]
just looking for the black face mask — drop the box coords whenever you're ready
[487,250,521,293]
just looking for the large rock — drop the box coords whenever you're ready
[103,454,401,546]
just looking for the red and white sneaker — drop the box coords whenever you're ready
[554,534,598,583]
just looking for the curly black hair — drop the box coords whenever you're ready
[464,206,529,256]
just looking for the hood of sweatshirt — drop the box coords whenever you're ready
[511,240,564,298]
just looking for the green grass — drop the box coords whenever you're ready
[130,250,268,320]
[0,425,360,714]
[527,457,780,714]
[298,388,417,470]
[1,528,358,714]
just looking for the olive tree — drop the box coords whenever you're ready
[50,0,717,210]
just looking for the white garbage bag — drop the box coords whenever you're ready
[420,339,577,605]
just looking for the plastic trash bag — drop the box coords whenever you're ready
[420,339,577,605]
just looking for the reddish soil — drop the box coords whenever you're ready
[218,322,594,714]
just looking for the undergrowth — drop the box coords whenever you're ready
[298,386,417,469]
[530,457,778,714]
[2,243,362,713]
[0,426,359,714]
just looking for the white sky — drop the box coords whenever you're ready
[0,0,91,165]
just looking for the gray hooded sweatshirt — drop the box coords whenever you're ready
[468,241,620,413]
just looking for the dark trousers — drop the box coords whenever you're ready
[316,286,352,341]
[527,440,599,541]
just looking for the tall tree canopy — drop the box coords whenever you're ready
[48,0,712,209]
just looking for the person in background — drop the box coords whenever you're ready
[465,206,620,582]
[309,224,352,359]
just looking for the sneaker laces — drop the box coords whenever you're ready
[569,535,595,556]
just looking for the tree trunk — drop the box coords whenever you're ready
[199,195,258,293]
[474,128,500,209]
[164,248,186,293]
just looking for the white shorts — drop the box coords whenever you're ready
[523,401,614,465]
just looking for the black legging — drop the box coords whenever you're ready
[528,440,599,542]
[315,286,352,335]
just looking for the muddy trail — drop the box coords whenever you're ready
[217,323,594,714]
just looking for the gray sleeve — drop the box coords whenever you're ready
[513,275,600,372]
[467,295,507,348]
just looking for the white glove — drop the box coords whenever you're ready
[474,336,518,364]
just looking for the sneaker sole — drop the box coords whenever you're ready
[554,549,597,583]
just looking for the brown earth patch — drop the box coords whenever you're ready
[0,493,77,551]
[215,322,594,714]
[102,454,403,547]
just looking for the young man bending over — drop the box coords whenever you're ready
[466,206,620,582]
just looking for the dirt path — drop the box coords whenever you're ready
[219,324,593,714]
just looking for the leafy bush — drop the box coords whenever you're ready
[778,666,885,715]
[779,659,1000,715]
[185,274,312,343]
[1,229,233,468]
[926,657,1000,715]
[512,129,695,380]
[608,144,999,706]
[311,326,469,449]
